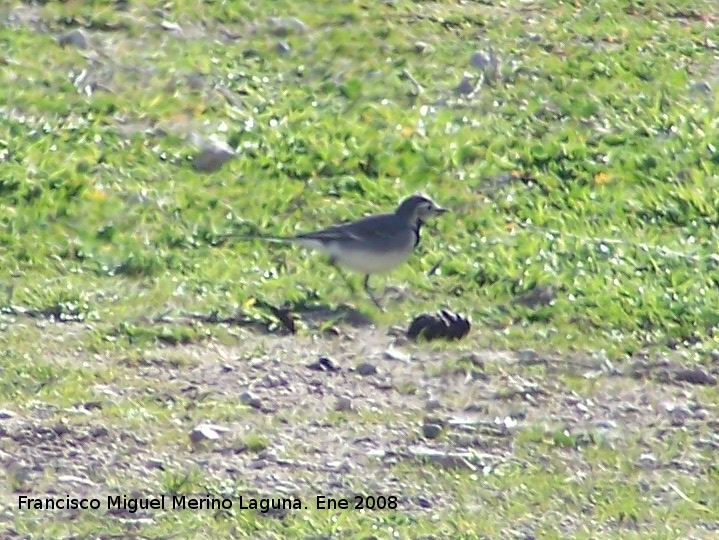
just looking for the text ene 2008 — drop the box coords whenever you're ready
[316,495,398,510]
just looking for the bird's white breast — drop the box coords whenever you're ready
[296,239,414,274]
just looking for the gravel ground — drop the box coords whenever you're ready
[2,323,718,533]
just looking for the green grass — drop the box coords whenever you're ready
[2,0,719,538]
[1,0,718,356]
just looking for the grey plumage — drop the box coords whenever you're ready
[252,194,447,307]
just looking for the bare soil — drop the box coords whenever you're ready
[2,322,718,533]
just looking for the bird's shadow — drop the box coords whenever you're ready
[294,303,375,328]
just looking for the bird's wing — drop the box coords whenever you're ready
[295,213,399,243]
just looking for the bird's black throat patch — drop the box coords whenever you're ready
[412,223,422,249]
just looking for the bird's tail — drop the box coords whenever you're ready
[204,229,296,247]
[233,234,295,244]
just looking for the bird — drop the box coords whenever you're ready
[247,194,448,307]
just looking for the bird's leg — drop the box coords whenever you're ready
[330,258,357,294]
[363,275,384,309]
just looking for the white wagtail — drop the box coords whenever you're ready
[250,194,447,307]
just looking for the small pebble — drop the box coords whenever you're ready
[422,423,442,439]
[673,368,717,386]
[189,424,227,443]
[239,391,263,410]
[424,399,441,411]
[334,397,353,412]
[414,41,430,54]
[307,357,341,372]
[58,29,88,49]
[267,17,308,36]
[192,140,235,172]
[355,362,378,376]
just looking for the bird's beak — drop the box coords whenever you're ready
[435,206,448,215]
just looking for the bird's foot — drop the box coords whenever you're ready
[382,284,413,302]
[367,291,384,310]
[363,275,385,311]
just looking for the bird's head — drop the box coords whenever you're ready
[395,194,448,226]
